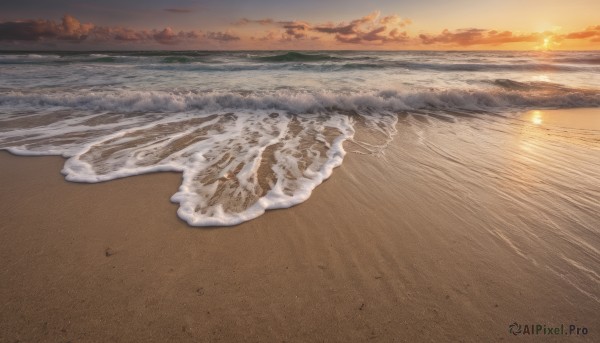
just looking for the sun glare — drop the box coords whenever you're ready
[532,111,543,125]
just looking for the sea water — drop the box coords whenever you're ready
[0,51,599,225]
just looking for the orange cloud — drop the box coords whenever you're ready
[419,28,541,46]
[565,25,600,42]
[234,18,275,26]
[379,15,411,27]
[243,12,412,44]
[251,31,278,41]
[316,12,410,44]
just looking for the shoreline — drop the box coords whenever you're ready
[1,109,599,341]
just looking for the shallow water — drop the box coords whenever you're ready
[0,51,599,225]
[381,109,600,303]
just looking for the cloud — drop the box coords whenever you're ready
[418,25,600,47]
[235,13,599,47]
[280,21,311,40]
[94,27,199,44]
[204,31,240,42]
[0,14,201,45]
[251,31,278,41]
[313,11,380,35]
[153,27,200,44]
[337,26,410,44]
[106,27,152,42]
[380,15,411,27]
[419,28,540,46]
[0,15,94,42]
[234,18,274,26]
[1,12,598,49]
[301,11,411,44]
[164,8,194,13]
[565,25,600,41]
[239,11,411,44]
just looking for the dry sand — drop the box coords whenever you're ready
[1,110,599,342]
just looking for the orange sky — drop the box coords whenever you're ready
[1,1,599,50]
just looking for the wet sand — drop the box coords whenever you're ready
[522,108,600,130]
[1,110,599,342]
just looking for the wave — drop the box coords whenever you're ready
[133,60,593,73]
[161,56,193,63]
[552,57,600,65]
[253,51,344,62]
[2,84,598,114]
[403,62,583,72]
[1,53,597,73]
[90,57,117,63]
[490,79,573,91]
[338,61,590,72]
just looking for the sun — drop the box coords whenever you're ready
[535,37,553,51]
[542,37,551,50]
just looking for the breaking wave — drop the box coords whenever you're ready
[1,84,598,113]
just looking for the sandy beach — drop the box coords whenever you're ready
[1,109,598,342]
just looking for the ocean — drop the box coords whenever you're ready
[0,50,599,226]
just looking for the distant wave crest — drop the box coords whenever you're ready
[253,51,344,62]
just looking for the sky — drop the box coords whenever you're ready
[0,0,599,50]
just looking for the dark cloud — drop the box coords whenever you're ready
[336,26,409,44]
[0,14,201,45]
[313,12,379,35]
[204,31,240,42]
[314,22,356,35]
[94,27,199,44]
[280,21,311,40]
[388,28,410,41]
[0,15,93,42]
[109,28,152,42]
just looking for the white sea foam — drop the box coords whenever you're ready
[0,54,60,61]
[1,109,375,226]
